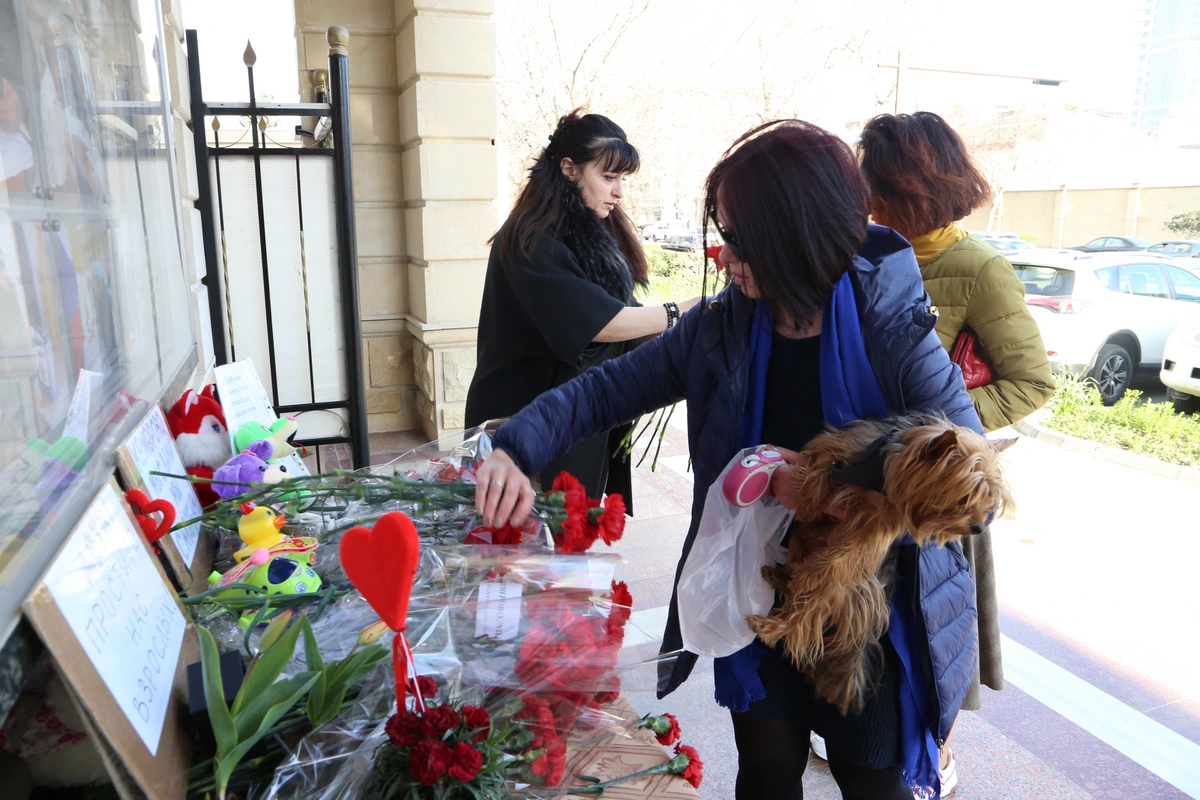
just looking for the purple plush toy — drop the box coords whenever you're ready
[212,440,289,499]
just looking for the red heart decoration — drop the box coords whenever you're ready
[124,490,176,544]
[339,512,421,631]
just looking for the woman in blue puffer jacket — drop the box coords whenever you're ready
[475,120,981,800]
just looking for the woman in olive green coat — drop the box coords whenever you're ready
[858,111,1055,796]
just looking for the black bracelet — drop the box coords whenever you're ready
[664,302,680,329]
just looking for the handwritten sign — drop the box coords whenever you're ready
[42,483,188,756]
[214,360,310,477]
[123,405,204,564]
[474,580,522,640]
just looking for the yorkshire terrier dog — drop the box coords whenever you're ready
[746,412,1015,715]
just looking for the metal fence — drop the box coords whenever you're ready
[186,28,369,470]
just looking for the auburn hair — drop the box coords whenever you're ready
[492,109,647,283]
[703,119,870,327]
[857,112,992,239]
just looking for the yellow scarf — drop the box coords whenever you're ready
[908,224,967,266]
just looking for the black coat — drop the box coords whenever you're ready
[465,220,640,500]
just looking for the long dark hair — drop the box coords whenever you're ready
[703,120,870,327]
[493,110,648,283]
[857,112,991,239]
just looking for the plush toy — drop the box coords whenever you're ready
[234,500,286,561]
[166,386,232,508]
[19,436,87,473]
[212,440,288,499]
[234,417,307,462]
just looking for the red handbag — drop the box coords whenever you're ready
[950,330,996,390]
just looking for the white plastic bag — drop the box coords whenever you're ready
[677,447,793,658]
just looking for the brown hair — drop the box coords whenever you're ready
[492,109,647,283]
[703,120,870,327]
[856,112,992,240]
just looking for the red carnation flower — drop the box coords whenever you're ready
[530,735,567,786]
[409,739,453,785]
[446,741,484,782]
[638,712,682,746]
[406,675,438,700]
[418,704,461,740]
[385,710,421,747]
[588,494,627,545]
[550,472,599,553]
[608,580,633,639]
[461,704,492,742]
[669,743,704,789]
[595,690,620,704]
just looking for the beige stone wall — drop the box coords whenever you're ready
[965,185,1200,246]
[292,0,496,440]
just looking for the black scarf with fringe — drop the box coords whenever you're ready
[556,185,635,304]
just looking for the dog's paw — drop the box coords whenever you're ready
[761,564,787,589]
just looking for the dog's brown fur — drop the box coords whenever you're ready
[746,412,1015,715]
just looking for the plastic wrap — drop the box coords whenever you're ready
[677,447,793,657]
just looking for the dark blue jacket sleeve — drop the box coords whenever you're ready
[902,328,985,435]
[490,306,698,475]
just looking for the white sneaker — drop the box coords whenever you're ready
[939,747,958,797]
[809,732,827,760]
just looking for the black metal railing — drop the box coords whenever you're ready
[186,27,369,470]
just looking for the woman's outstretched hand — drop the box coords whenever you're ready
[475,448,536,528]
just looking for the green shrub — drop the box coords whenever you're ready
[1165,210,1200,239]
[637,245,713,306]
[1042,372,1200,466]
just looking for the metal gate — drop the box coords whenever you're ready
[185,27,369,470]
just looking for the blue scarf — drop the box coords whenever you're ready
[714,272,939,796]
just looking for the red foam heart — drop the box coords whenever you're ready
[124,490,176,544]
[339,512,421,631]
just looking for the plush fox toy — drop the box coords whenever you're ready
[166,386,232,508]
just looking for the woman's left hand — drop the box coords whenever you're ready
[475,448,536,528]
[768,446,848,520]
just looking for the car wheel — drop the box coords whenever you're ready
[1167,388,1200,415]
[1088,344,1133,405]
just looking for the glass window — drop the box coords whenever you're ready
[1013,265,1075,295]
[1094,266,1130,292]
[1167,266,1200,301]
[1123,263,1169,298]
[0,0,195,629]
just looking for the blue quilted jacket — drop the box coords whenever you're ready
[492,225,981,742]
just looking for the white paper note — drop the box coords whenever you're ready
[474,581,522,641]
[124,405,205,564]
[44,484,188,756]
[214,360,310,477]
[62,369,106,445]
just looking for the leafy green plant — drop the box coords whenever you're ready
[300,616,390,728]
[1166,210,1200,239]
[1043,371,1200,466]
[197,611,319,799]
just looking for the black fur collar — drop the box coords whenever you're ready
[557,185,634,304]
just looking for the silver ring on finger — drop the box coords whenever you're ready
[492,479,505,489]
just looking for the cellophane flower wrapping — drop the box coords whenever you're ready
[262,546,678,799]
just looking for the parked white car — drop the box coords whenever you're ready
[1160,314,1200,411]
[1011,250,1200,404]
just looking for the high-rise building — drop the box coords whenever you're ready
[1133,0,1200,133]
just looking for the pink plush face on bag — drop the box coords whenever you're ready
[722,448,786,507]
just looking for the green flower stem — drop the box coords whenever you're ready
[569,763,672,794]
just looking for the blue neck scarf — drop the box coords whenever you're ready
[714,272,939,797]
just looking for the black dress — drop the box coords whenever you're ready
[747,332,902,769]
[465,233,637,499]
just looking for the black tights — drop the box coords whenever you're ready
[730,714,913,800]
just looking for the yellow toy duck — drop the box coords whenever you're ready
[234,501,287,562]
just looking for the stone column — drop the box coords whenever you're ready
[396,0,496,439]
[1052,184,1068,249]
[295,0,423,432]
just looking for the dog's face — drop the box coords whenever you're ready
[886,425,1015,546]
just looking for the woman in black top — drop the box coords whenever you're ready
[466,111,698,498]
